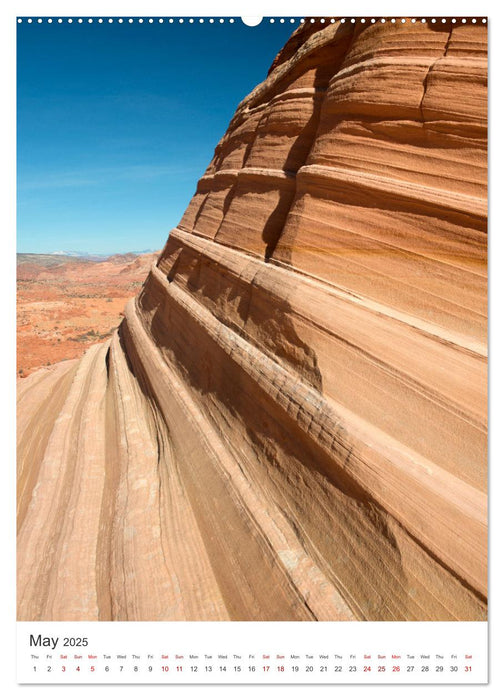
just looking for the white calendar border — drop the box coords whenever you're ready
[17,620,488,685]
[3,1,502,698]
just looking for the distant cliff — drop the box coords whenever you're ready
[17,19,487,621]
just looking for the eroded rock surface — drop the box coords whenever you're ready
[17,20,487,621]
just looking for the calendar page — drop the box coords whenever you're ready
[14,0,489,690]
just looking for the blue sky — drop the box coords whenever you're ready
[17,18,295,254]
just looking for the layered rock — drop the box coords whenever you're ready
[17,19,487,621]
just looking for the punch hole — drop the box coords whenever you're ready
[241,17,263,26]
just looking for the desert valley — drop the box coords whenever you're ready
[17,251,158,376]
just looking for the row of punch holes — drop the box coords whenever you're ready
[17,17,487,25]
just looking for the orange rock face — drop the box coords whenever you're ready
[17,20,487,621]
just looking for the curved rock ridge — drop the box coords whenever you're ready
[17,20,487,621]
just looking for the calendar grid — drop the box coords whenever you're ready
[17,622,488,684]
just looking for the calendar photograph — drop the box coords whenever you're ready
[15,8,488,685]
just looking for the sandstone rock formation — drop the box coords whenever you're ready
[17,19,487,621]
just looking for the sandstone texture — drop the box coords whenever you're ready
[17,20,487,621]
